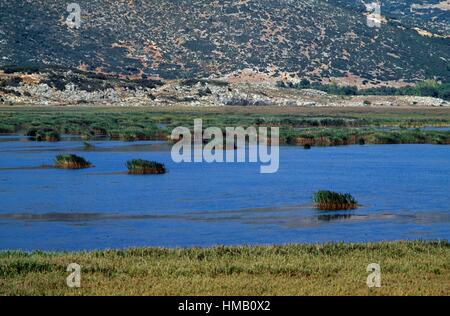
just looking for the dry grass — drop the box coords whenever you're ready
[0,241,448,296]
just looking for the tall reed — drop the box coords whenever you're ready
[314,190,358,210]
[127,159,166,175]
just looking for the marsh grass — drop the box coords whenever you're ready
[40,130,60,142]
[284,128,450,146]
[2,108,450,146]
[0,241,448,295]
[26,128,60,142]
[54,154,92,169]
[109,128,162,141]
[127,159,166,175]
[0,124,15,134]
[314,191,358,211]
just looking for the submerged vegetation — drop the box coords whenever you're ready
[54,154,92,169]
[0,241,448,295]
[127,159,166,175]
[314,191,358,211]
[83,141,94,150]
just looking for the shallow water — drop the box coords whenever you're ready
[0,139,449,251]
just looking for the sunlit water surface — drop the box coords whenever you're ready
[0,137,449,250]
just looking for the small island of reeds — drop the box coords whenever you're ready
[127,159,166,175]
[54,154,93,169]
[26,128,60,142]
[314,190,358,211]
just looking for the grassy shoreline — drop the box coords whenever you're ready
[1,241,448,296]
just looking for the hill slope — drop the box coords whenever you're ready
[331,0,450,36]
[1,0,449,83]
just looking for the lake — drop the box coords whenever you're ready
[0,137,449,251]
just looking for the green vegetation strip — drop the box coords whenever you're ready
[0,241,448,296]
[278,79,450,101]
[284,128,450,146]
[0,107,449,146]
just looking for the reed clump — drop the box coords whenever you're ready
[27,128,60,142]
[127,159,166,175]
[54,154,92,169]
[314,190,358,211]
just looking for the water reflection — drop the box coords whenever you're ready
[317,213,354,222]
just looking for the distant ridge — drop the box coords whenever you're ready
[1,0,449,84]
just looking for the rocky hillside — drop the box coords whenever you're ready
[1,68,448,107]
[1,0,449,84]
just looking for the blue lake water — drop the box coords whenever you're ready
[0,138,449,251]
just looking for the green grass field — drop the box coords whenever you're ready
[0,241,448,296]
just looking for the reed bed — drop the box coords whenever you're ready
[54,154,92,169]
[127,159,166,175]
[314,190,358,211]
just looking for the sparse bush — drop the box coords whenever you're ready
[299,78,311,88]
